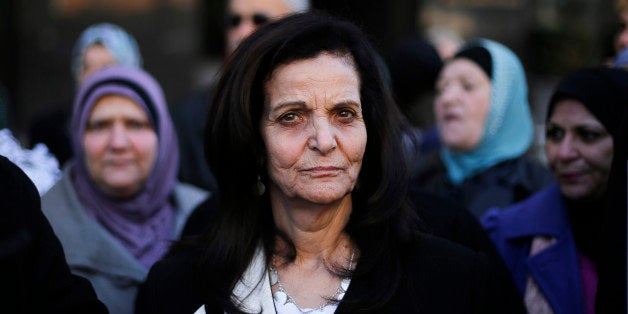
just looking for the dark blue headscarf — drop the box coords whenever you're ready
[547,67,628,139]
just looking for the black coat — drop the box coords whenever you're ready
[174,188,525,313]
[136,233,524,314]
[412,152,553,218]
[0,156,108,314]
[410,187,526,312]
[180,188,525,307]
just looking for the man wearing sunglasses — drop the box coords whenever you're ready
[174,0,310,194]
[225,0,310,55]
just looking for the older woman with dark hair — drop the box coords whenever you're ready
[136,13,512,314]
[41,66,207,314]
[482,67,628,314]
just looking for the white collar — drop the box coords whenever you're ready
[194,245,275,313]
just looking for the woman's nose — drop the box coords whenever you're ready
[436,86,457,107]
[556,135,578,160]
[308,117,337,154]
[109,123,130,149]
[232,20,257,44]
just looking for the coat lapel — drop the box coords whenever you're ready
[526,235,584,314]
[498,184,585,314]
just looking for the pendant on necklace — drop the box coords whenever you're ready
[268,249,355,312]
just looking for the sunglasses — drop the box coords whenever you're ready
[226,13,271,28]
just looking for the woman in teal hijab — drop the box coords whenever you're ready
[412,38,553,218]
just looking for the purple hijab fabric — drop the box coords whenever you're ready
[70,66,179,269]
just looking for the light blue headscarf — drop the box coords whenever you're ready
[440,38,533,184]
[71,23,142,82]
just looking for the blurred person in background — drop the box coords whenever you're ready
[29,23,142,166]
[482,67,628,314]
[615,0,628,54]
[614,0,628,68]
[224,0,311,56]
[413,39,553,218]
[388,35,443,163]
[425,26,464,61]
[387,36,525,313]
[41,66,207,314]
[174,0,310,193]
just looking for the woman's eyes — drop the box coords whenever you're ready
[278,112,302,124]
[576,128,605,143]
[434,80,475,94]
[85,119,152,131]
[85,120,110,131]
[545,126,564,142]
[462,82,474,91]
[337,109,357,122]
[276,109,357,125]
[127,120,152,130]
[546,125,607,143]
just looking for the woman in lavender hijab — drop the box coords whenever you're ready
[41,66,207,314]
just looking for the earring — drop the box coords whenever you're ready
[256,175,266,195]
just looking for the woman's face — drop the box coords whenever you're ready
[80,44,117,84]
[545,99,613,200]
[83,95,158,198]
[434,58,491,152]
[261,53,367,205]
[226,0,292,55]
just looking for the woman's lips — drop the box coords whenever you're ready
[559,171,583,183]
[443,112,460,122]
[104,159,133,167]
[301,166,342,177]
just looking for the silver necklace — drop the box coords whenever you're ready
[269,249,355,313]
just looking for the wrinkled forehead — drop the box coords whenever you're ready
[264,52,358,94]
[88,94,147,120]
[79,83,158,133]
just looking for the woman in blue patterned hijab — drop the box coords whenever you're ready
[439,39,532,184]
[71,23,142,84]
[413,38,553,217]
